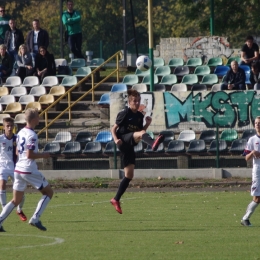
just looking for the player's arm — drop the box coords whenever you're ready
[245,150,260,161]
[26,149,50,159]
[143,116,152,131]
[241,51,247,62]
[111,124,122,145]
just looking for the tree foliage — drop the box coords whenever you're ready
[3,0,260,59]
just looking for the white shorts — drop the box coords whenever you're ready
[0,171,14,182]
[13,170,49,192]
[251,180,260,196]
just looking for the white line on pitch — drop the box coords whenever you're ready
[0,234,64,250]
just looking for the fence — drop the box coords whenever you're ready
[35,123,254,171]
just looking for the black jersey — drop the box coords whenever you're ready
[116,107,144,136]
[241,43,259,58]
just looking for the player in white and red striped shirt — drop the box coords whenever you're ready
[0,108,53,232]
[241,116,260,226]
[0,117,27,221]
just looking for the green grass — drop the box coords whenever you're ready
[1,190,259,260]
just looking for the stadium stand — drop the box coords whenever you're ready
[241,129,256,140]
[62,141,82,154]
[199,130,216,143]
[132,83,147,93]
[229,139,247,155]
[171,83,187,91]
[82,141,102,154]
[177,130,196,142]
[154,65,171,77]
[153,57,165,68]
[95,131,113,143]
[111,83,127,92]
[208,140,228,153]
[43,142,61,154]
[122,74,139,86]
[154,84,166,91]
[103,141,120,156]
[187,140,207,153]
[200,74,219,85]
[166,140,186,153]
[168,58,184,68]
[211,84,221,92]
[141,74,159,85]
[69,58,86,69]
[186,57,202,67]
[191,84,207,91]
[181,74,198,86]
[0,87,8,97]
[3,102,22,114]
[159,74,177,86]
[52,131,72,144]
[98,93,110,106]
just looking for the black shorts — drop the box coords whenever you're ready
[118,133,138,167]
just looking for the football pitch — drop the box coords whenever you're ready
[1,190,260,260]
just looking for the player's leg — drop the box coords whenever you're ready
[241,179,260,226]
[30,184,53,223]
[9,173,27,221]
[0,189,24,232]
[110,144,135,214]
[241,196,260,226]
[134,130,164,151]
[28,171,53,231]
[0,178,7,209]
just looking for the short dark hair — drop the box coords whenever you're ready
[127,89,140,100]
[246,35,254,41]
[33,19,39,23]
[3,117,14,124]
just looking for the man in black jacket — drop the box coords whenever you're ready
[221,61,246,90]
[0,44,12,81]
[26,19,49,58]
[4,19,24,63]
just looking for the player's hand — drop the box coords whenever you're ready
[252,150,260,158]
[43,152,51,158]
[115,139,122,146]
[145,116,152,125]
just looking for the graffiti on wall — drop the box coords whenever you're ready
[164,91,260,128]
[184,37,234,61]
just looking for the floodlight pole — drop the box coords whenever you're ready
[60,0,64,58]
[148,0,154,91]
[210,0,215,36]
[123,0,127,67]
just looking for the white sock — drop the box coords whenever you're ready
[0,190,6,209]
[31,195,51,222]
[242,201,259,220]
[0,201,15,224]
[17,195,25,213]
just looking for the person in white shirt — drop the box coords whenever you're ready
[241,116,260,226]
[26,19,49,59]
[0,108,52,232]
[0,117,27,222]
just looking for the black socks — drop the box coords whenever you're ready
[142,133,154,146]
[114,177,132,201]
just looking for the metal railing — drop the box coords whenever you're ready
[38,51,122,140]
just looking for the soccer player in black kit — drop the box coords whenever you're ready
[110,89,164,214]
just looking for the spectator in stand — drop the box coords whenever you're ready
[0,44,12,82]
[62,0,84,58]
[4,19,24,63]
[240,36,259,66]
[221,60,246,90]
[34,46,55,83]
[0,5,11,45]
[250,62,260,90]
[26,19,49,59]
[16,44,34,82]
